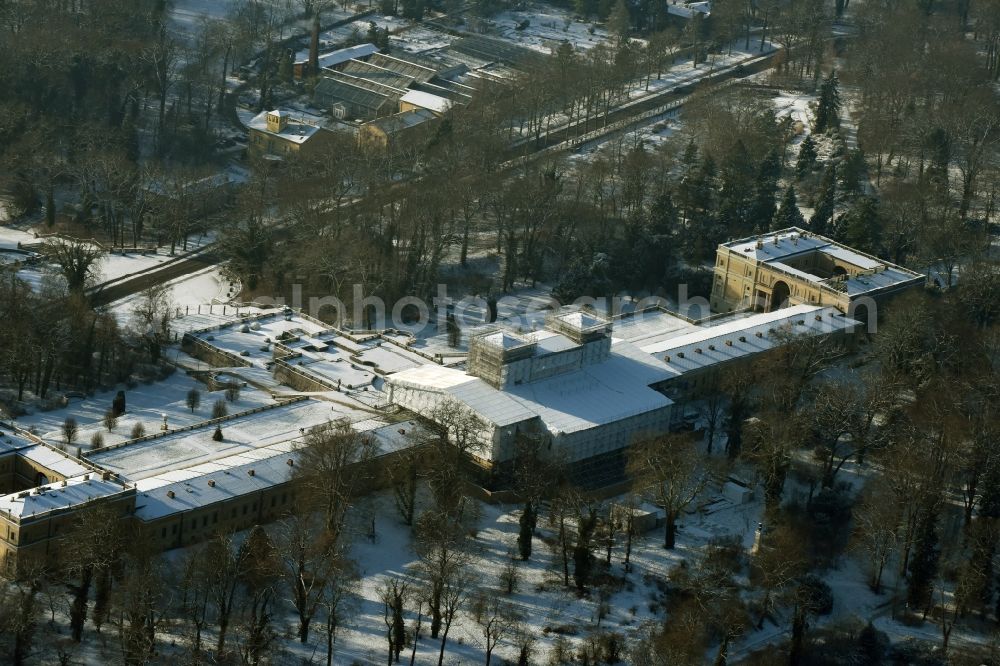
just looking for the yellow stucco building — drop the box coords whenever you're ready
[710,227,925,326]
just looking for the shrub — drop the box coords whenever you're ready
[130,422,145,439]
[103,410,118,433]
[225,381,241,403]
[212,426,223,441]
[90,432,104,450]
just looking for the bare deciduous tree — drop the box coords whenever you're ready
[293,419,377,542]
[628,432,712,549]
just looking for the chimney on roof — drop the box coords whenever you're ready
[167,490,175,499]
[207,480,216,487]
[287,459,294,466]
[309,13,320,77]
[248,469,255,476]
[755,239,763,249]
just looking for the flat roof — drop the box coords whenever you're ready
[88,399,359,482]
[529,330,580,355]
[132,416,426,521]
[246,109,323,144]
[18,444,91,478]
[641,305,858,375]
[723,228,924,297]
[388,340,673,435]
[478,329,534,351]
[0,476,133,521]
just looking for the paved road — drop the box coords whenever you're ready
[89,250,219,308]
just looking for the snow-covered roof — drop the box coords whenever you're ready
[641,305,858,375]
[388,339,673,435]
[88,399,357,482]
[552,310,608,332]
[295,43,379,68]
[399,89,453,114]
[132,417,424,521]
[17,444,91,478]
[480,329,534,351]
[723,227,924,296]
[842,267,923,296]
[364,108,437,134]
[245,109,324,144]
[0,430,36,456]
[724,228,837,262]
[667,1,711,18]
[529,330,580,355]
[506,340,673,436]
[0,476,133,521]
[389,365,537,427]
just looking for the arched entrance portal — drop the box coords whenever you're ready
[851,302,872,334]
[34,472,49,487]
[770,281,790,312]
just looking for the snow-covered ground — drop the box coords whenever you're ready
[110,266,235,328]
[476,5,610,54]
[0,222,216,294]
[322,14,411,47]
[391,24,455,54]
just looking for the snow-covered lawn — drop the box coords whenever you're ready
[110,266,235,329]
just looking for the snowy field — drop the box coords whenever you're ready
[478,4,610,54]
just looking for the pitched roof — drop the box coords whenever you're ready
[341,59,416,90]
[363,108,437,135]
[315,76,395,112]
[400,89,453,114]
[368,52,438,83]
[294,42,379,68]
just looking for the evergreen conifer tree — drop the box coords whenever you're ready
[814,70,842,133]
[772,185,805,230]
[836,196,881,253]
[810,164,837,235]
[796,135,818,179]
[750,149,782,232]
[907,504,940,613]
